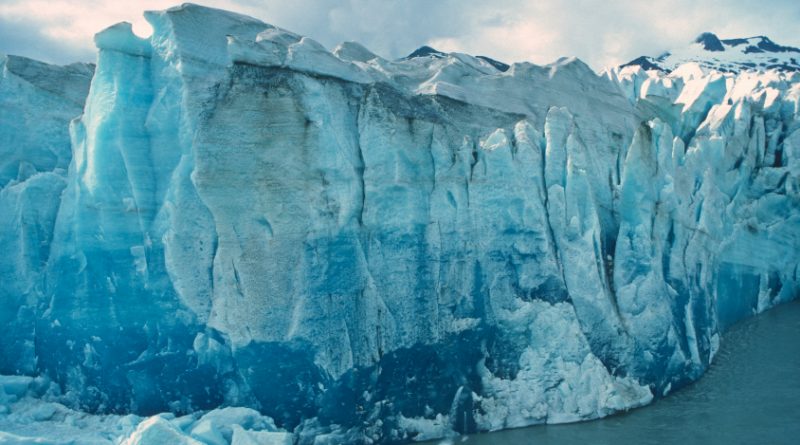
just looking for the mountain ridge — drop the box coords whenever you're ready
[623,31,800,73]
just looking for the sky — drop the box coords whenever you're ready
[0,0,798,70]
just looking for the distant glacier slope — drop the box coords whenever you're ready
[1,4,799,444]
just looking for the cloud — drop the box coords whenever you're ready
[0,15,96,64]
[1,0,798,69]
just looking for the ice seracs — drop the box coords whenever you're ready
[0,3,798,444]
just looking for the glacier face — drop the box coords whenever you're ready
[0,54,93,375]
[1,3,799,444]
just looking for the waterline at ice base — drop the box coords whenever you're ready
[1,3,799,444]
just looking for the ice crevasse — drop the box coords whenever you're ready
[0,3,799,444]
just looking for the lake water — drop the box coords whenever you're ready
[426,299,800,445]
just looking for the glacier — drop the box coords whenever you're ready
[1,3,799,444]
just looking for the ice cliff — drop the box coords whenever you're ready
[1,4,799,444]
[1,54,94,375]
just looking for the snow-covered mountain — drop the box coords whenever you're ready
[623,32,800,73]
[0,4,799,444]
[403,45,511,72]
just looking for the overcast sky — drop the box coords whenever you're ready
[1,0,798,70]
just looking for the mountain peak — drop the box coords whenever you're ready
[694,32,724,52]
[404,45,447,59]
[400,46,510,72]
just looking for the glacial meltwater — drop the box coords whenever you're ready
[427,300,800,445]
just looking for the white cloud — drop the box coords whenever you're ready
[1,0,798,69]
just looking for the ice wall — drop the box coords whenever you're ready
[1,4,799,444]
[0,54,93,375]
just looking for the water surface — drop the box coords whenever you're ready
[428,300,800,445]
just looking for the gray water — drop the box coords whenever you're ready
[426,300,800,445]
